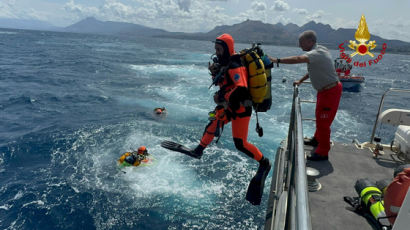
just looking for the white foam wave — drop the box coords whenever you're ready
[0,31,17,35]
[0,204,11,210]
[129,63,212,107]
[22,200,45,208]
[129,64,207,78]
[143,83,212,109]
[333,109,367,142]
[13,190,24,200]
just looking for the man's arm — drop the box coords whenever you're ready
[268,55,309,85]
[294,73,309,86]
[269,55,309,64]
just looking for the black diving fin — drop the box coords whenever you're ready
[161,140,201,159]
[246,158,271,205]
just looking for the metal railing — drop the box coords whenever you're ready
[293,86,312,230]
[268,85,312,230]
[370,88,410,144]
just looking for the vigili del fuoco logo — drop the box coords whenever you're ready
[338,15,387,67]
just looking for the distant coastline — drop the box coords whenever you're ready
[1,17,410,55]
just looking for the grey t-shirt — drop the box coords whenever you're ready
[304,44,339,91]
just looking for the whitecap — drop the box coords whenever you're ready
[22,200,45,208]
[13,190,24,200]
[0,31,17,35]
[0,204,11,210]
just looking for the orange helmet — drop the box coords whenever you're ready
[155,108,162,114]
[138,146,147,154]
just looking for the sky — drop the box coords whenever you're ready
[1,0,410,42]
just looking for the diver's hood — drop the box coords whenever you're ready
[215,33,235,65]
[215,33,235,56]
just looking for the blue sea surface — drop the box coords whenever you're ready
[0,29,409,230]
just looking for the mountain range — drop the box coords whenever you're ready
[63,17,167,37]
[0,18,59,31]
[1,17,410,54]
[62,17,410,54]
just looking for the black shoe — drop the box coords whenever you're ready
[246,157,272,205]
[191,145,205,159]
[161,141,205,159]
[304,137,318,147]
[258,157,271,174]
[307,152,328,161]
[258,158,271,181]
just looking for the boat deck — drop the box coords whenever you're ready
[305,142,401,230]
[264,88,410,230]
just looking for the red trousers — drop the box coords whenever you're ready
[199,109,263,161]
[314,82,342,156]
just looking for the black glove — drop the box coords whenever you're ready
[208,62,221,77]
[214,90,226,105]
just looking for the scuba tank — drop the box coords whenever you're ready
[257,54,273,112]
[239,44,273,137]
[240,44,267,105]
[354,178,390,227]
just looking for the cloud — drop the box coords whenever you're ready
[0,0,18,18]
[64,0,99,20]
[0,0,55,21]
[60,0,279,33]
[371,18,410,42]
[251,1,267,11]
[101,1,134,18]
[327,17,357,30]
[276,15,290,24]
[272,0,290,12]
[233,1,271,22]
[0,0,278,33]
[61,0,231,33]
[306,10,324,21]
[177,0,191,12]
[293,8,308,15]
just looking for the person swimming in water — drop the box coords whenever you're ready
[153,107,166,116]
[118,146,149,167]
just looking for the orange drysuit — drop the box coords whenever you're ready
[199,34,263,161]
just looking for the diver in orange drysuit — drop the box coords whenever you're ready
[118,146,149,167]
[189,34,271,179]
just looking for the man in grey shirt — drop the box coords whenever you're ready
[269,30,342,161]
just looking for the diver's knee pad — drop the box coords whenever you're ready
[233,138,253,159]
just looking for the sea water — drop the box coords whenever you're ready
[0,28,409,230]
